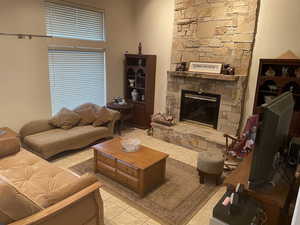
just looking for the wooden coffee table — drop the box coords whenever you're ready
[92,137,169,197]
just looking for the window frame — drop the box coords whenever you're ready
[45,0,106,42]
[44,0,108,114]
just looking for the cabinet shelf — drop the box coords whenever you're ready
[125,54,156,128]
[128,86,145,90]
[254,58,300,136]
[259,90,278,95]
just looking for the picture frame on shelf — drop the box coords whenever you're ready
[188,62,223,74]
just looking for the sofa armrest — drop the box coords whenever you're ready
[8,182,104,225]
[106,109,120,134]
[107,108,120,121]
[19,120,54,140]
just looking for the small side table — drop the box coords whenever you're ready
[0,127,18,139]
[107,102,134,135]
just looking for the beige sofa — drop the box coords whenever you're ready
[19,109,120,159]
[0,137,104,225]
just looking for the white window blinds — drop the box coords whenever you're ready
[48,50,106,114]
[45,2,105,41]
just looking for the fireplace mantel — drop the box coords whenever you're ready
[169,71,246,82]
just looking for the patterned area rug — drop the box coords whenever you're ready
[70,158,219,225]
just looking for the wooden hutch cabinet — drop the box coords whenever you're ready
[253,59,300,136]
[124,54,156,129]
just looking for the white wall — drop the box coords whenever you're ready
[244,0,300,120]
[134,0,175,113]
[0,0,136,131]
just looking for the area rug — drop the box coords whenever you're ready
[69,158,219,225]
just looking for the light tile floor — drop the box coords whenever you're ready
[52,128,226,225]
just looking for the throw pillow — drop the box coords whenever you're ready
[74,107,97,126]
[93,107,113,127]
[73,103,97,112]
[49,107,80,129]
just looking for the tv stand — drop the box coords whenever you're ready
[224,152,293,225]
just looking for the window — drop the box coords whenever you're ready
[45,1,106,114]
[45,2,105,41]
[48,50,106,114]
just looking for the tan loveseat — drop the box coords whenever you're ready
[19,108,120,159]
[0,137,104,225]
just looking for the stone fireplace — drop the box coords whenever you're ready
[151,72,247,152]
[151,0,259,153]
[166,71,247,135]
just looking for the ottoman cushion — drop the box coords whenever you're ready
[197,151,224,175]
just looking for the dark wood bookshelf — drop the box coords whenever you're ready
[124,54,156,129]
[253,58,300,136]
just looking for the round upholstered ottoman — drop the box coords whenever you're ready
[197,151,224,185]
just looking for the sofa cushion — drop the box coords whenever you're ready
[0,137,20,158]
[43,173,98,207]
[0,178,42,224]
[23,126,110,158]
[75,107,97,126]
[93,107,113,127]
[0,150,79,208]
[49,107,80,129]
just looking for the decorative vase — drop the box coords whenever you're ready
[138,42,142,55]
[282,66,289,77]
[131,89,138,101]
[265,67,275,77]
[128,79,135,87]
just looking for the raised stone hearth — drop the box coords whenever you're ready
[152,122,226,152]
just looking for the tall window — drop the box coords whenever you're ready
[45,1,106,114]
[45,2,105,41]
[48,50,106,114]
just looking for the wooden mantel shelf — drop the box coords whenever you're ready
[168,71,247,82]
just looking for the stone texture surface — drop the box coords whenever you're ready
[171,0,259,75]
[165,71,247,135]
[152,122,226,153]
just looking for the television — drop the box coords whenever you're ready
[248,92,294,190]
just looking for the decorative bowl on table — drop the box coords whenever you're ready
[121,138,141,152]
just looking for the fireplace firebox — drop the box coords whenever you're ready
[180,90,221,129]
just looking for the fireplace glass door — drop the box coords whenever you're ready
[180,90,221,129]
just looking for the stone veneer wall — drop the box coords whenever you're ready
[171,0,260,75]
[166,72,247,135]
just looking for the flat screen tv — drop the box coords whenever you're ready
[248,92,294,190]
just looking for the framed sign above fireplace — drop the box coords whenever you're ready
[189,62,222,74]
